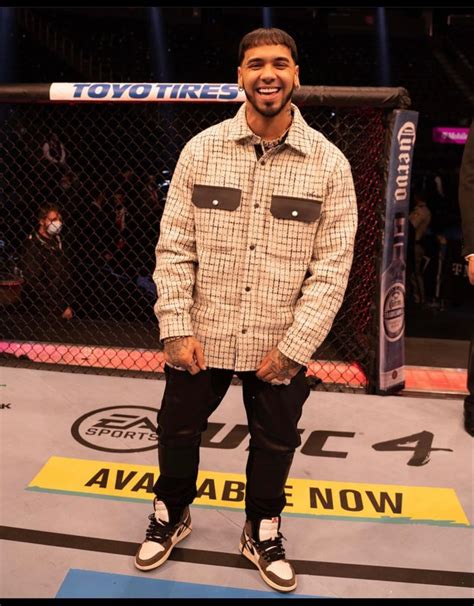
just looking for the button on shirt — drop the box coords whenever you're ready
[154,104,358,371]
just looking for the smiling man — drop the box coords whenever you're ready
[135,28,358,593]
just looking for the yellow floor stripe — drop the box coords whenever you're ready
[29,456,470,526]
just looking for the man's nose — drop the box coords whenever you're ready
[260,64,276,81]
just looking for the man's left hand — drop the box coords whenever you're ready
[256,348,302,384]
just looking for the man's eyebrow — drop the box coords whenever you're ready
[246,55,291,65]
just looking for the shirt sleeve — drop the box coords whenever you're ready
[153,141,198,339]
[278,155,358,365]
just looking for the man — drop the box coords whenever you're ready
[458,120,474,436]
[408,191,432,304]
[20,204,73,321]
[135,28,357,592]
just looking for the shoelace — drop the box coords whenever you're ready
[253,533,287,563]
[145,514,178,543]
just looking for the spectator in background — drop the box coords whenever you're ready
[433,168,445,200]
[112,189,127,251]
[117,166,140,211]
[42,131,67,169]
[88,191,119,262]
[19,204,73,321]
[139,174,163,275]
[41,132,68,197]
[408,191,432,304]
[53,171,82,226]
[458,120,474,436]
[143,173,162,214]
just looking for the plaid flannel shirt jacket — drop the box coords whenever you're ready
[153,103,358,370]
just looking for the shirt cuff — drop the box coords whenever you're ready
[157,314,194,342]
[277,339,312,367]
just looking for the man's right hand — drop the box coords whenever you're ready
[164,336,207,375]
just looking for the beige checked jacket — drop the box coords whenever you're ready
[153,104,358,370]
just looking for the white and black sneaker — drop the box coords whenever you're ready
[135,499,192,571]
[240,517,296,592]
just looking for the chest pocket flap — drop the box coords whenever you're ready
[192,184,241,210]
[271,195,322,223]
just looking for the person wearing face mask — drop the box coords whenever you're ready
[19,204,73,321]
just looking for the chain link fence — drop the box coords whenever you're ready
[0,91,399,390]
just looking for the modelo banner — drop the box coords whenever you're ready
[377,110,419,394]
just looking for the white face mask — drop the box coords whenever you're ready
[46,220,62,235]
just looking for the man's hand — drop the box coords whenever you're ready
[164,336,206,375]
[468,257,474,285]
[256,347,302,384]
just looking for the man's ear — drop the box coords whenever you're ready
[294,66,300,89]
[237,66,243,89]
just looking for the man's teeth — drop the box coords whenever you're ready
[258,88,279,94]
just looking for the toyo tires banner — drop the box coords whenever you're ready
[49,82,245,102]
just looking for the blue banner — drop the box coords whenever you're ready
[378,110,419,393]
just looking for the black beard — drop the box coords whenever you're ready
[245,86,294,118]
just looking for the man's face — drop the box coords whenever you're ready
[238,44,299,119]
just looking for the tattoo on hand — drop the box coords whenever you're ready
[165,337,191,362]
[270,350,301,379]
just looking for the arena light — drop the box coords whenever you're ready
[149,6,170,80]
[262,7,273,28]
[376,8,391,86]
[0,7,14,83]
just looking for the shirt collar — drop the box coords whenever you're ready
[227,102,312,156]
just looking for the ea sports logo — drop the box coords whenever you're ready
[71,405,158,453]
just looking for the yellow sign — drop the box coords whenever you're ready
[28,456,470,526]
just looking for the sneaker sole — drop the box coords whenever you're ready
[239,541,297,593]
[135,523,192,571]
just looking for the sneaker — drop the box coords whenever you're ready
[239,517,296,592]
[135,499,192,571]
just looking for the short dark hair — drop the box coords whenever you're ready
[238,28,298,65]
[38,204,60,221]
